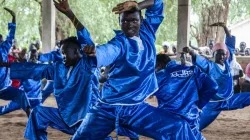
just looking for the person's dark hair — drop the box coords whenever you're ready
[119,8,142,19]
[0,34,2,40]
[60,37,81,50]
[240,42,246,46]
[156,54,171,65]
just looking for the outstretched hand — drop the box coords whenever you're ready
[4,7,15,17]
[210,22,226,27]
[83,46,96,57]
[53,0,71,15]
[112,1,138,14]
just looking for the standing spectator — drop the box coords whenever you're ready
[239,42,246,56]
[230,54,244,93]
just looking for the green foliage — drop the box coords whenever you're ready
[0,0,41,48]
[0,0,250,49]
[228,0,250,25]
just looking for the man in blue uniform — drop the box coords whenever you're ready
[0,7,29,114]
[0,48,45,115]
[53,0,196,139]
[0,37,104,140]
[154,54,218,140]
[184,23,250,131]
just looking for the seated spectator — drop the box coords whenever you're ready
[242,63,250,92]
[230,54,244,93]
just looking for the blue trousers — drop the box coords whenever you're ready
[0,81,53,115]
[0,101,20,115]
[0,86,29,112]
[0,87,42,115]
[24,106,113,140]
[199,92,250,130]
[72,102,196,140]
[0,99,41,115]
[191,122,206,140]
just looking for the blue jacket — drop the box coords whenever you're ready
[10,55,98,127]
[39,27,94,63]
[0,23,16,89]
[39,48,63,62]
[92,0,164,105]
[19,79,42,100]
[192,35,235,101]
[155,61,218,128]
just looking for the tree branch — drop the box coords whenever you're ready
[1,0,5,5]
[34,0,41,6]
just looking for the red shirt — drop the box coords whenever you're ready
[8,55,20,88]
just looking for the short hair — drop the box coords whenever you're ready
[60,37,81,50]
[156,54,171,65]
[119,8,142,19]
[0,34,2,39]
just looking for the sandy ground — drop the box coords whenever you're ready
[1,96,250,140]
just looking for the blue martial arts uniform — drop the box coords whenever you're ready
[20,79,42,107]
[39,29,94,103]
[38,49,63,103]
[38,48,63,63]
[10,54,100,140]
[0,79,42,115]
[0,23,29,112]
[194,35,250,130]
[0,49,61,115]
[72,1,196,139]
[154,61,218,140]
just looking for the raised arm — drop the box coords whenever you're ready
[143,0,164,33]
[210,22,235,62]
[221,23,235,62]
[112,0,164,33]
[183,47,211,72]
[53,0,83,31]
[210,22,231,37]
[1,8,16,51]
[4,7,15,24]
[53,0,95,47]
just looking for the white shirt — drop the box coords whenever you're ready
[130,36,144,51]
[216,63,226,71]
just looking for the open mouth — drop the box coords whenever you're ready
[127,29,135,34]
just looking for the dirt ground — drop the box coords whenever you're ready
[1,96,250,140]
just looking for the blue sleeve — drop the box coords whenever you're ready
[10,62,55,80]
[77,28,95,47]
[225,35,235,62]
[1,23,16,52]
[192,54,211,73]
[144,0,164,34]
[195,67,218,109]
[39,50,63,62]
[96,37,123,67]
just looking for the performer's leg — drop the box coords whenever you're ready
[72,103,116,140]
[24,106,77,140]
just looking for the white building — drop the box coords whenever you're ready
[229,18,250,48]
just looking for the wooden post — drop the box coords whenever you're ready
[42,0,56,53]
[177,0,191,54]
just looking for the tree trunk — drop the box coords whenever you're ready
[34,0,42,39]
[196,0,230,47]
